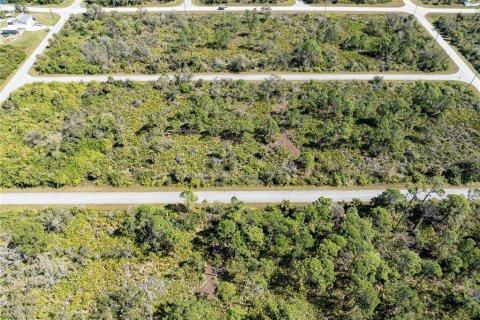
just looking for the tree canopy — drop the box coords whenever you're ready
[1,79,479,188]
[0,190,479,318]
[34,12,450,74]
[434,14,480,74]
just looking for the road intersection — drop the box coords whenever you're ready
[0,0,479,204]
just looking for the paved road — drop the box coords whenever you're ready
[0,189,471,205]
[26,72,465,83]
[0,14,70,103]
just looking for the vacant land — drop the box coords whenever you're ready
[304,0,391,5]
[0,13,58,89]
[0,30,48,88]
[433,14,480,74]
[1,191,479,319]
[34,12,450,75]
[197,0,292,5]
[0,46,26,87]
[4,0,64,4]
[1,79,479,188]
[84,0,179,6]
[420,0,479,7]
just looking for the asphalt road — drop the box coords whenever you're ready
[0,189,472,205]
[25,72,465,83]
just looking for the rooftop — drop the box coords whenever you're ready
[15,14,33,23]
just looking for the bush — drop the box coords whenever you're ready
[8,221,47,256]
[34,13,449,75]
[1,80,479,188]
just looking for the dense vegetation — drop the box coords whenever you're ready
[304,0,391,5]
[198,0,291,5]
[34,11,450,74]
[84,0,176,6]
[1,189,479,318]
[2,0,63,5]
[0,45,26,87]
[1,79,479,188]
[434,14,480,74]
[421,0,478,5]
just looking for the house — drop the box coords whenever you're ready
[2,14,34,36]
[8,14,35,30]
[1,25,21,35]
[464,0,480,5]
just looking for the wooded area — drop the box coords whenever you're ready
[433,14,480,73]
[304,0,391,5]
[84,0,176,6]
[0,45,26,88]
[3,0,64,4]
[34,11,450,74]
[198,0,291,5]
[1,79,479,188]
[421,0,472,5]
[1,190,479,318]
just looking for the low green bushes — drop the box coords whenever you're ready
[0,192,479,318]
[1,79,479,188]
[0,45,26,86]
[34,12,450,74]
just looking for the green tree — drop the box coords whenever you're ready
[217,281,237,302]
[8,221,47,256]
[157,298,220,320]
[124,205,187,255]
[180,190,199,211]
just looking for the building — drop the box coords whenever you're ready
[8,14,35,29]
[464,0,480,5]
[2,14,34,36]
[1,25,21,35]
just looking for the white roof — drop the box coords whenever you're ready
[2,25,20,31]
[15,14,33,23]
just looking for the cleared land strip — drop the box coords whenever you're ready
[0,188,471,204]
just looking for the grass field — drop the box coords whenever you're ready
[31,12,61,26]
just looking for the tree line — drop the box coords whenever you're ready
[304,0,391,5]
[84,0,175,7]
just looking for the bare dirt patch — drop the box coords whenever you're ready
[194,264,218,300]
[273,131,301,157]
[272,102,288,113]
